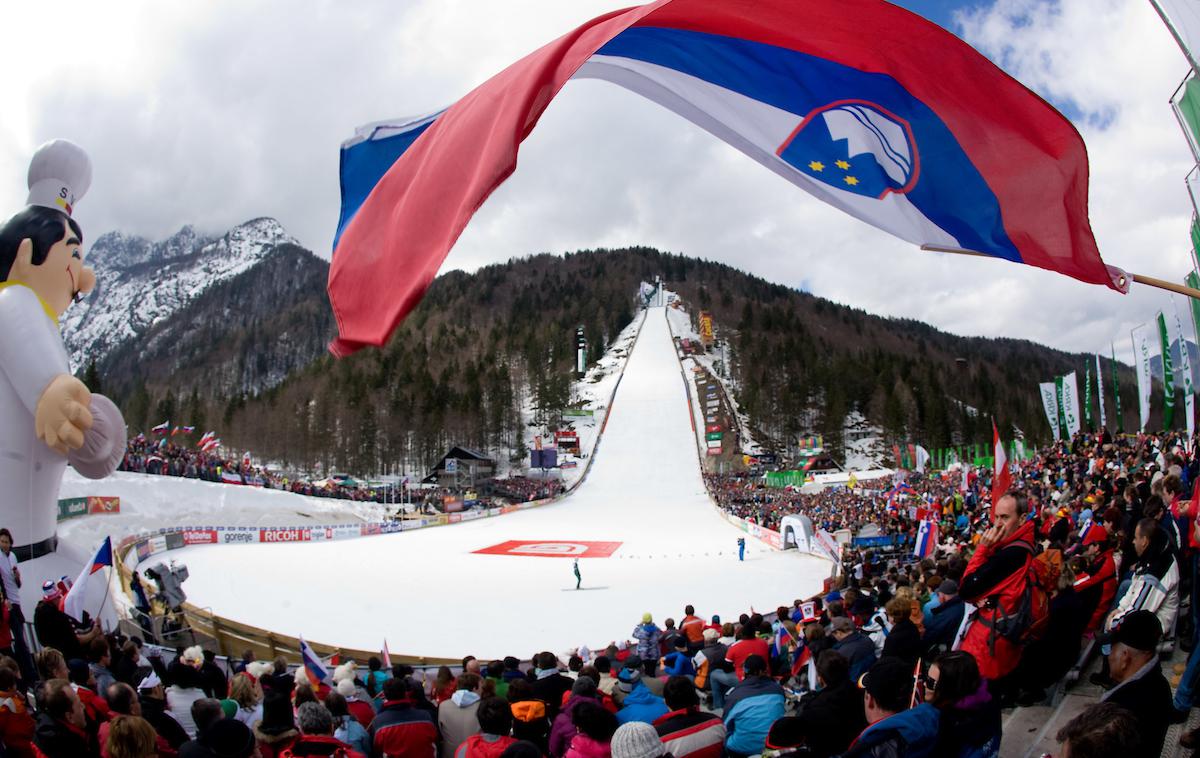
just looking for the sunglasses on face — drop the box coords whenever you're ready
[922,674,938,690]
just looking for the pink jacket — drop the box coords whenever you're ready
[564,734,611,758]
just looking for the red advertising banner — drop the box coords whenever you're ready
[260,528,312,543]
[473,540,622,558]
[182,529,218,545]
[705,424,722,433]
[706,447,723,456]
[87,497,120,514]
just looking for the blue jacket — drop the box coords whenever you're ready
[840,703,940,758]
[834,632,877,681]
[662,652,696,677]
[633,623,662,661]
[722,676,785,756]
[617,684,669,725]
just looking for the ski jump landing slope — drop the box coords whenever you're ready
[164,307,830,659]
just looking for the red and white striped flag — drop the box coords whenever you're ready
[992,420,1012,511]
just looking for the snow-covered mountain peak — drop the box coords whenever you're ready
[63,217,302,370]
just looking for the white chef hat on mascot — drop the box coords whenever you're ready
[25,139,91,216]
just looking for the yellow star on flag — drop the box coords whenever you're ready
[808,160,825,172]
[835,159,851,170]
[844,176,859,186]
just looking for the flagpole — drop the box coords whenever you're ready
[1149,0,1200,75]
[919,245,1200,300]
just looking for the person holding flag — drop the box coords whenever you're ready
[765,651,866,757]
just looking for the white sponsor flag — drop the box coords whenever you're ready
[1132,324,1155,431]
[914,445,930,472]
[1152,0,1200,73]
[1095,354,1107,429]
[1060,371,1082,436]
[1039,382,1061,441]
[1174,296,1196,441]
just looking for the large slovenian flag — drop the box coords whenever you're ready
[992,420,1012,510]
[300,636,329,688]
[327,0,1129,356]
[913,519,938,559]
[63,536,113,622]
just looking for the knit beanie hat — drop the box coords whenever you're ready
[642,613,652,624]
[257,690,296,736]
[611,722,666,758]
[219,699,238,718]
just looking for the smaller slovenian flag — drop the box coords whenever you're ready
[151,420,170,435]
[299,636,329,688]
[1077,519,1096,545]
[791,633,816,690]
[172,425,195,437]
[913,519,939,559]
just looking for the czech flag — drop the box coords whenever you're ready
[913,519,938,559]
[63,536,113,622]
[299,636,329,688]
[328,0,1128,356]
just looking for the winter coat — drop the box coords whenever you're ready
[255,724,300,758]
[654,707,725,758]
[767,678,866,758]
[632,623,662,662]
[661,652,695,678]
[550,695,599,758]
[615,684,668,726]
[1102,657,1173,758]
[841,703,940,758]
[881,619,922,667]
[236,704,264,729]
[0,689,36,758]
[510,699,550,753]
[959,520,1037,680]
[336,714,372,757]
[370,699,438,758]
[140,695,191,749]
[438,690,482,758]
[33,713,96,758]
[722,676,785,756]
[280,734,367,757]
[922,597,966,656]
[167,685,208,737]
[1073,550,1117,633]
[833,632,877,681]
[454,734,518,758]
[932,681,1002,758]
[1105,531,1180,636]
[531,673,574,720]
[564,733,611,758]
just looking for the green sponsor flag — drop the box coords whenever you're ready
[1174,74,1200,161]
[1188,271,1200,352]
[1084,365,1093,430]
[1159,311,1177,429]
[1191,217,1200,262]
[1055,376,1069,438]
[1111,343,1123,432]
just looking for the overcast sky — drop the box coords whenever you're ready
[0,0,1194,360]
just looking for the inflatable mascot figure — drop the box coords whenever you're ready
[0,140,125,560]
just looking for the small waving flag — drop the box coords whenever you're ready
[381,639,392,665]
[300,636,329,688]
[63,536,113,622]
[913,519,939,559]
[992,420,1012,511]
[151,420,170,435]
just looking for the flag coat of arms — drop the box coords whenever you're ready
[913,519,938,559]
[328,0,1127,355]
[300,637,329,688]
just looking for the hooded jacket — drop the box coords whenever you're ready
[722,675,785,756]
[833,632,877,681]
[841,703,940,758]
[509,699,550,752]
[455,734,517,758]
[550,695,599,758]
[438,690,481,758]
[33,713,94,758]
[615,684,668,726]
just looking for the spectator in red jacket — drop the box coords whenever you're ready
[370,676,437,758]
[456,697,517,758]
[0,663,35,757]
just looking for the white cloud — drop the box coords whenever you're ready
[0,0,1193,361]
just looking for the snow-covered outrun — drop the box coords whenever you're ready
[72,306,828,659]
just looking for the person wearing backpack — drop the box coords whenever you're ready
[958,492,1039,681]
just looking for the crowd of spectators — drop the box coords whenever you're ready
[118,436,564,511]
[20,427,1200,757]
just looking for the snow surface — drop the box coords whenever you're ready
[113,307,830,659]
